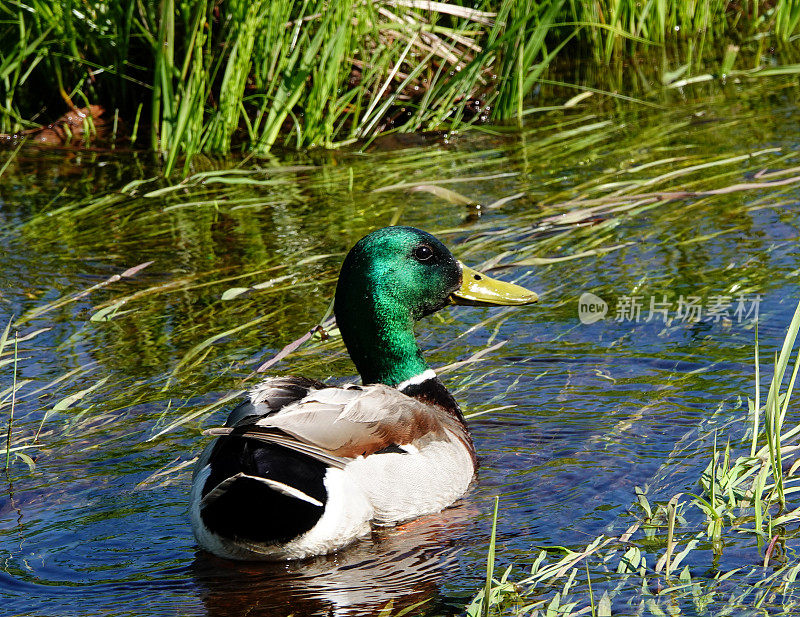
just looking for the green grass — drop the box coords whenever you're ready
[468,299,800,615]
[1,1,800,174]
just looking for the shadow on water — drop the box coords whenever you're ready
[191,502,476,616]
[2,76,800,615]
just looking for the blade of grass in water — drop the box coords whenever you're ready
[4,330,17,471]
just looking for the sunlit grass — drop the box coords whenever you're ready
[2,1,800,174]
[467,299,800,615]
[1,0,565,173]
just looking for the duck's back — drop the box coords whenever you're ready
[190,375,475,560]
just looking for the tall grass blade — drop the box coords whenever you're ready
[752,323,760,457]
[483,495,499,617]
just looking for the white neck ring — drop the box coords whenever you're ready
[396,369,437,391]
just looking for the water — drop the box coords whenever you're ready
[2,85,800,616]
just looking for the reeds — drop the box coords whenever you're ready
[2,1,800,173]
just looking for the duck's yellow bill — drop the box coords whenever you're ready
[450,262,538,306]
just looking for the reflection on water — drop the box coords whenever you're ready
[192,502,476,616]
[1,86,800,615]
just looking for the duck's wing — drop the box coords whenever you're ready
[207,384,468,466]
[223,375,328,427]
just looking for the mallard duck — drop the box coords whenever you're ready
[190,226,537,560]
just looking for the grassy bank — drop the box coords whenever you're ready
[1,1,799,174]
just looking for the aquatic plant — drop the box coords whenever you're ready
[2,1,800,175]
[467,299,800,616]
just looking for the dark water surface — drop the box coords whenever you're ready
[2,86,800,616]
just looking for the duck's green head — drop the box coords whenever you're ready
[334,226,537,387]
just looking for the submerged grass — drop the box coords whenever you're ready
[1,1,800,173]
[2,322,17,471]
[4,93,800,450]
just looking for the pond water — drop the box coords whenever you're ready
[2,81,800,616]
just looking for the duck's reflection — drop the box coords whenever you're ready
[191,501,475,617]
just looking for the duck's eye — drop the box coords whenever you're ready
[413,245,435,262]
